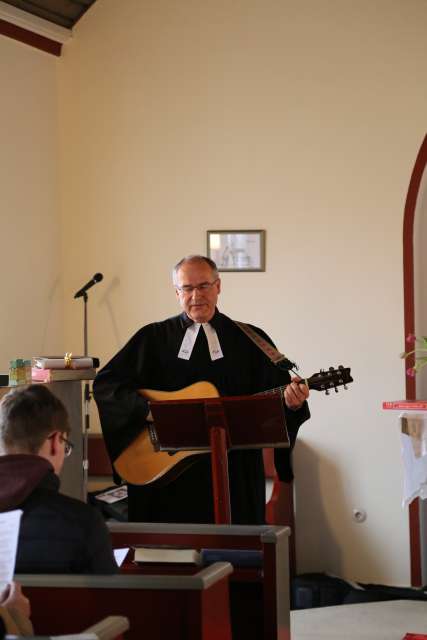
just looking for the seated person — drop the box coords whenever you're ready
[0,385,118,574]
[0,581,33,637]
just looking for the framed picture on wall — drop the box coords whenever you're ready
[207,230,266,272]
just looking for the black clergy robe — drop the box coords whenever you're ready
[93,309,310,524]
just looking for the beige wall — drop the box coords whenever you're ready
[57,0,427,585]
[2,0,427,585]
[0,35,63,370]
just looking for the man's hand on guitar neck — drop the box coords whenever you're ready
[284,376,309,411]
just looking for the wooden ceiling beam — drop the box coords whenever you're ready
[0,0,71,56]
[0,17,61,55]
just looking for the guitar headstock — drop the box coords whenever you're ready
[306,366,353,394]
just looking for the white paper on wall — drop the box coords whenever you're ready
[400,414,427,505]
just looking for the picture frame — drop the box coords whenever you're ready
[207,230,266,272]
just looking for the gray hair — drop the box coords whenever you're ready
[172,255,219,285]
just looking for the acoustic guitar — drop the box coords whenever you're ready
[113,366,353,485]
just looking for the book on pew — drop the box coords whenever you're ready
[133,546,263,567]
[134,547,201,564]
[31,367,96,383]
[200,548,263,568]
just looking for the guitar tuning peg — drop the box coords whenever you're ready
[334,387,339,393]
[338,365,343,370]
[344,384,348,390]
[329,366,334,372]
[325,389,330,395]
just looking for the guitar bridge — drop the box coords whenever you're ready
[148,424,161,452]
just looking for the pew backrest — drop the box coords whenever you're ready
[17,563,232,640]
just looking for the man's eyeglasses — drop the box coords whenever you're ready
[48,433,74,457]
[175,280,218,295]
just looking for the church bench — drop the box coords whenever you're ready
[108,522,290,640]
[17,563,232,640]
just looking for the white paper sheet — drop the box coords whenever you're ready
[0,509,23,591]
[114,548,129,567]
[400,414,427,505]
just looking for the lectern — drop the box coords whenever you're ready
[150,391,289,524]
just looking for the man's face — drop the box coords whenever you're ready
[175,261,221,323]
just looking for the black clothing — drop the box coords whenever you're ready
[0,454,118,574]
[94,310,310,524]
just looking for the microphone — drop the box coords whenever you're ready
[74,273,103,299]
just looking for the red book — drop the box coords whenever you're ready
[383,400,427,410]
[402,634,427,639]
[31,367,96,383]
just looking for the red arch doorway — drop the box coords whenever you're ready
[403,133,427,586]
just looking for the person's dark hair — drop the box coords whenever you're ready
[172,255,219,285]
[0,385,70,454]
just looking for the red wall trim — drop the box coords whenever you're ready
[0,18,62,56]
[402,133,427,586]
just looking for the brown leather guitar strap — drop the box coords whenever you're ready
[233,321,297,371]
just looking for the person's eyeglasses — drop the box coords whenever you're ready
[48,433,74,457]
[61,435,74,457]
[175,280,218,295]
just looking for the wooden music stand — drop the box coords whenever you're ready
[149,392,289,524]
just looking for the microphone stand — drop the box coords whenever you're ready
[74,274,103,503]
[82,292,90,502]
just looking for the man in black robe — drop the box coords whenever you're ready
[93,255,310,524]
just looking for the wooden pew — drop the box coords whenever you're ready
[81,615,129,640]
[263,448,296,576]
[108,522,290,640]
[17,563,232,640]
